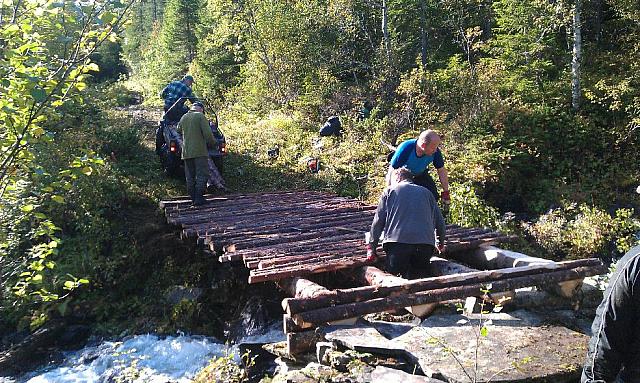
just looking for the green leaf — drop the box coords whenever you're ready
[81,166,92,176]
[63,281,76,289]
[85,63,100,72]
[100,11,117,24]
[51,195,64,204]
[32,127,45,137]
[32,274,43,283]
[21,204,34,212]
[480,326,488,337]
[30,87,47,103]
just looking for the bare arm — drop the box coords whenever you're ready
[437,166,449,192]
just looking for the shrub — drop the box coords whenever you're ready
[448,182,500,228]
[525,203,640,260]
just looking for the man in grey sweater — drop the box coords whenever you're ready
[367,167,446,279]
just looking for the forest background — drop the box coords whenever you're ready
[0,0,639,335]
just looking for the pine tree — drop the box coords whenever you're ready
[157,0,201,82]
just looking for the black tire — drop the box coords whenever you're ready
[159,147,181,178]
[155,126,165,154]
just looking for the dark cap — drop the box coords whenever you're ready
[182,74,194,83]
[191,101,204,111]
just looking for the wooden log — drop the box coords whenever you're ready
[230,226,366,252]
[240,233,362,258]
[291,264,607,327]
[429,257,515,305]
[162,190,335,210]
[277,277,331,299]
[243,243,363,269]
[355,266,436,318]
[284,314,310,332]
[255,246,372,270]
[248,236,513,284]
[166,195,364,224]
[428,256,477,275]
[470,245,556,268]
[471,245,584,298]
[195,207,376,241]
[249,255,370,284]
[194,209,375,237]
[169,198,355,226]
[161,190,333,209]
[282,258,601,315]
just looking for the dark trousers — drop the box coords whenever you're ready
[383,242,435,279]
[164,104,188,123]
[184,157,210,202]
[414,171,439,202]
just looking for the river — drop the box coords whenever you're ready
[3,323,284,383]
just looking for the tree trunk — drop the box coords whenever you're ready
[282,259,603,315]
[571,0,582,111]
[291,264,606,327]
[152,0,158,21]
[419,0,428,67]
[355,266,437,317]
[382,0,391,63]
[277,277,330,299]
[594,0,603,44]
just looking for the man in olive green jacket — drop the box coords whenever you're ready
[179,102,216,206]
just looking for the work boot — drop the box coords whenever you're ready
[193,186,206,206]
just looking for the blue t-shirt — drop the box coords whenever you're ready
[390,139,444,175]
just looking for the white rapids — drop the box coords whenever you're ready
[11,326,284,383]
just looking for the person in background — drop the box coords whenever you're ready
[161,74,197,122]
[581,244,640,382]
[179,102,216,206]
[366,166,446,279]
[387,129,450,205]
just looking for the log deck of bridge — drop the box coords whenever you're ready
[160,191,606,355]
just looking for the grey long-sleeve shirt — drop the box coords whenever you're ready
[368,181,446,248]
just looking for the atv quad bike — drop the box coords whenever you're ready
[155,101,226,177]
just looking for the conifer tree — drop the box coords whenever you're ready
[158,0,201,80]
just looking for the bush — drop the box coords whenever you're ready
[448,181,500,228]
[525,203,640,260]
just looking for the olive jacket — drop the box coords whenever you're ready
[179,111,216,160]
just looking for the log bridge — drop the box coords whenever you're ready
[160,191,606,355]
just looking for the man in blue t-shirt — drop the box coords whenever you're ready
[387,130,450,204]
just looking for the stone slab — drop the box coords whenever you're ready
[371,366,446,383]
[397,311,587,382]
[320,310,588,383]
[321,325,407,357]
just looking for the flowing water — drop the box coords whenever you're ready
[5,323,284,383]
